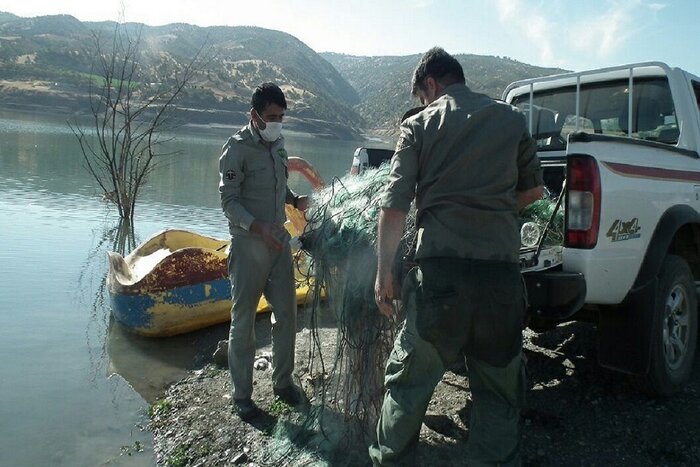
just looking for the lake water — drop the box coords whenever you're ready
[0,109,392,466]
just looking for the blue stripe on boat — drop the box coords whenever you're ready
[110,278,232,330]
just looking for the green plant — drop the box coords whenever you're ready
[167,444,191,467]
[149,398,173,417]
[195,445,210,457]
[269,398,293,416]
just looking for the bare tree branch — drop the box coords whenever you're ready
[70,22,209,223]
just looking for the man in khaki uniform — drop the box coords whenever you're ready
[219,83,308,421]
[371,48,544,465]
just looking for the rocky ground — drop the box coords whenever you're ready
[149,312,700,466]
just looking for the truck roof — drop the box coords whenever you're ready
[502,61,697,102]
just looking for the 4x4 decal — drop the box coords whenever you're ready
[606,218,641,242]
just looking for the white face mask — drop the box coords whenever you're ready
[259,121,282,142]
[255,112,283,142]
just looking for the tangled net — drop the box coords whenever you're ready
[520,186,565,249]
[291,163,563,461]
[294,163,414,453]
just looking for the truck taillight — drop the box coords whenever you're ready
[565,154,601,249]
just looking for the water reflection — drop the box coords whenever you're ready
[79,216,225,405]
[78,218,137,388]
[106,318,230,404]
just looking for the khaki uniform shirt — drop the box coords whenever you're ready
[219,122,296,236]
[382,84,543,263]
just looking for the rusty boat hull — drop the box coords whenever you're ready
[107,216,314,337]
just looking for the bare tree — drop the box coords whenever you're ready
[70,22,206,223]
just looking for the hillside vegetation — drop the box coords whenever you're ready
[321,52,567,131]
[0,12,567,138]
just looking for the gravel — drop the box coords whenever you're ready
[150,317,700,466]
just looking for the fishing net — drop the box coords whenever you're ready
[519,187,565,249]
[293,162,563,460]
[295,162,414,454]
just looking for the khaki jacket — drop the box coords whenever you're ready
[219,122,296,236]
[382,84,543,263]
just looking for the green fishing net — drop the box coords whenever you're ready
[295,162,563,457]
[520,188,565,249]
[302,163,416,266]
[297,163,407,451]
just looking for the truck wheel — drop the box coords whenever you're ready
[638,254,698,397]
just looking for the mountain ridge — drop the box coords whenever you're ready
[0,12,568,139]
[321,51,568,131]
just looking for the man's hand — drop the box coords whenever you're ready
[375,207,407,318]
[250,220,284,251]
[375,269,396,318]
[517,185,544,211]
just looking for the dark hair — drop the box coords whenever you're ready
[411,47,465,96]
[251,83,287,113]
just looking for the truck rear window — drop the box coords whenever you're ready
[512,77,679,150]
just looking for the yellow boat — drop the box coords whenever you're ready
[107,157,324,337]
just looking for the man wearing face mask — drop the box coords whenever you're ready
[219,83,309,421]
[369,48,543,465]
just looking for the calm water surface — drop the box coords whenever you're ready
[0,109,392,466]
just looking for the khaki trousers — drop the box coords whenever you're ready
[369,258,526,466]
[227,233,297,400]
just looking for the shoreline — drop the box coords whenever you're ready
[0,100,394,143]
[149,318,700,466]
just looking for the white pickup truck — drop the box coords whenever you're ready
[504,61,700,397]
[351,62,699,397]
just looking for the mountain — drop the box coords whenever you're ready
[0,13,364,138]
[0,12,569,139]
[321,52,568,131]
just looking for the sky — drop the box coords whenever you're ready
[2,0,699,75]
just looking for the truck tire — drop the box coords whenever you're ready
[636,254,698,397]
